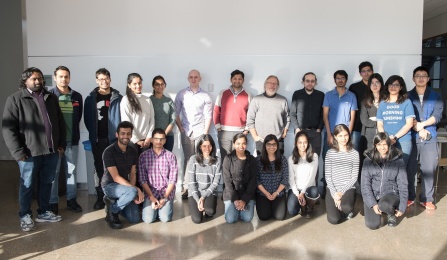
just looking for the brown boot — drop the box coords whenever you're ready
[300,205,307,217]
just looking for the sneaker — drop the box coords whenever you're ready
[35,211,62,223]
[420,202,437,210]
[407,200,414,207]
[50,203,59,215]
[181,189,188,200]
[345,212,354,220]
[387,215,397,227]
[67,199,82,213]
[20,214,35,232]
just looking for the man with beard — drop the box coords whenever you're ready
[2,67,66,231]
[101,121,144,229]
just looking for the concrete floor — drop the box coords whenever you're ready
[0,160,446,260]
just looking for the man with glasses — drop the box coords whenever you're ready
[84,68,122,210]
[101,121,144,229]
[213,69,252,161]
[407,66,443,210]
[139,128,178,223]
[247,75,290,155]
[3,67,66,231]
[175,70,212,199]
[349,61,374,152]
[321,70,357,197]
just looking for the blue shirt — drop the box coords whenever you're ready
[323,87,358,133]
[376,99,415,142]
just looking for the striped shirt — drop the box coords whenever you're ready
[256,156,289,197]
[139,148,178,200]
[325,149,359,197]
[187,156,221,202]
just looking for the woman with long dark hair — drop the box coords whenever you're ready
[149,75,176,151]
[376,75,415,165]
[222,133,257,223]
[120,73,155,152]
[187,134,221,224]
[287,131,320,218]
[362,132,408,229]
[325,124,359,224]
[256,134,288,221]
[360,73,384,150]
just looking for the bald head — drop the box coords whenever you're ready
[188,70,201,89]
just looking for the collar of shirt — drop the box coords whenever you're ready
[188,86,202,94]
[229,86,244,96]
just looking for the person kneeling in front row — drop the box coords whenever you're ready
[362,132,408,229]
[139,128,178,223]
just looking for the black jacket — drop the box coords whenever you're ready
[49,86,83,145]
[361,148,408,213]
[2,88,66,160]
[222,151,257,203]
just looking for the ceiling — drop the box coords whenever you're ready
[424,0,447,21]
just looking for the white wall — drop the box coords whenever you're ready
[25,0,423,184]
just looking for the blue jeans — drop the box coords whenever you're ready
[103,183,140,223]
[50,145,79,203]
[408,141,438,202]
[287,187,319,216]
[224,200,255,224]
[394,140,412,166]
[18,153,59,217]
[351,131,362,152]
[142,197,174,223]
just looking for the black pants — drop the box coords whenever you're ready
[364,194,400,230]
[188,195,217,224]
[92,138,109,187]
[326,188,356,224]
[256,193,286,221]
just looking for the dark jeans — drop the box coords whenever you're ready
[408,141,437,202]
[287,187,319,216]
[164,135,175,152]
[18,153,59,217]
[92,138,110,187]
[256,193,286,220]
[188,195,217,224]
[325,188,356,224]
[364,193,399,230]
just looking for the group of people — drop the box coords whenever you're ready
[2,62,441,232]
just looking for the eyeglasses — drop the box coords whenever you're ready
[414,75,428,79]
[97,78,110,82]
[266,143,278,148]
[304,80,316,83]
[265,82,278,86]
[388,84,401,88]
[154,83,166,87]
[335,77,346,81]
[153,138,166,142]
[360,69,372,74]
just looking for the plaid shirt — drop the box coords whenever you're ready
[139,148,178,200]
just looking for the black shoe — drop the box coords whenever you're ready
[387,215,397,227]
[67,199,82,213]
[94,187,105,210]
[50,203,59,215]
[181,189,188,200]
[103,196,116,214]
[105,209,123,229]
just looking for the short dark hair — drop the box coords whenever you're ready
[116,121,134,133]
[333,70,348,81]
[195,134,218,166]
[231,70,245,79]
[383,75,408,104]
[291,131,314,164]
[332,124,353,151]
[413,66,430,77]
[359,61,373,73]
[54,66,70,76]
[19,67,44,89]
[302,72,317,82]
[96,68,111,78]
[152,128,166,138]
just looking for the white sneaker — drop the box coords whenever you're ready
[20,214,35,231]
[35,211,62,222]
